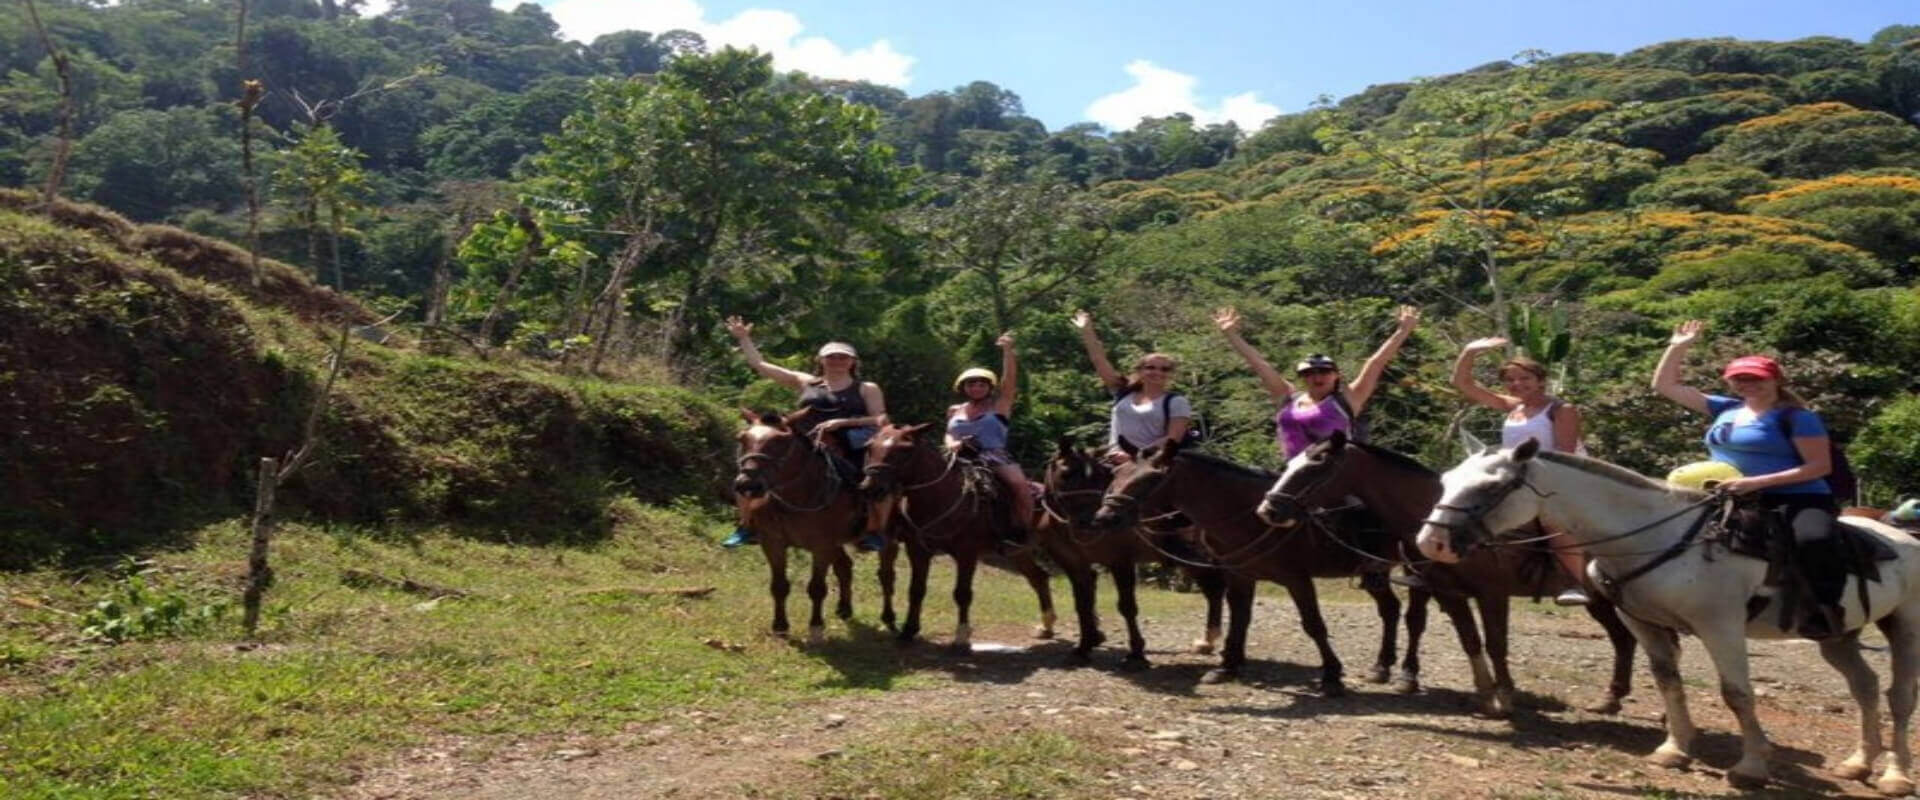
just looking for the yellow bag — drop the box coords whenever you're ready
[1666,461,1742,491]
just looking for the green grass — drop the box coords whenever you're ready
[3,499,1093,799]
[800,720,1120,800]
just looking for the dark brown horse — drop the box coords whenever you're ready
[1256,430,1637,717]
[1039,439,1228,666]
[860,423,1057,651]
[733,408,864,644]
[1092,443,1405,695]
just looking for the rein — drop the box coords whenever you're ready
[737,438,843,513]
[875,447,975,539]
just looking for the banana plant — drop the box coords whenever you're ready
[1505,301,1573,393]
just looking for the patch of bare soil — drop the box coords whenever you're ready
[343,593,1910,799]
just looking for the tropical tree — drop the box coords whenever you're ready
[274,123,368,288]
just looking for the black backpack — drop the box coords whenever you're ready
[1775,408,1858,503]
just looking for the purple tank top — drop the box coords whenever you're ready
[1276,393,1351,459]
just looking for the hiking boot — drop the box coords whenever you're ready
[1554,588,1591,607]
[722,527,757,548]
[857,533,886,552]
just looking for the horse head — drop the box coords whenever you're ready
[1092,442,1180,530]
[1258,430,1353,528]
[734,407,809,497]
[1418,437,1544,563]
[1044,436,1113,529]
[859,422,935,498]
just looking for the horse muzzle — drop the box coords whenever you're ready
[858,468,894,498]
[1256,496,1301,528]
[732,473,766,497]
[1416,519,1464,564]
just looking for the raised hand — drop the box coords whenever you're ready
[1669,319,1704,347]
[725,315,753,339]
[996,332,1015,350]
[1463,336,1509,353]
[1213,306,1243,335]
[1070,310,1093,331]
[1395,305,1421,334]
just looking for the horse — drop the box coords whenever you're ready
[859,423,1057,652]
[1092,443,1405,695]
[1255,430,1637,717]
[1419,438,1920,795]
[1039,438,1228,666]
[732,408,866,644]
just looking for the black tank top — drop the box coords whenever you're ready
[799,380,867,421]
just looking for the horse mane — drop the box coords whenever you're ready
[1173,450,1276,482]
[1347,440,1436,478]
[1534,449,1705,499]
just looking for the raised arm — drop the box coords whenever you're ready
[725,316,814,390]
[1450,336,1517,412]
[995,332,1018,417]
[1346,305,1419,413]
[1214,307,1293,402]
[1071,310,1126,392]
[1651,319,1710,415]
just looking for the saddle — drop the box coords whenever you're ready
[1720,498,1897,639]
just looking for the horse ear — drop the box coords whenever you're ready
[1149,443,1179,468]
[1458,424,1488,456]
[1513,436,1541,462]
[1328,429,1348,450]
[903,422,934,438]
[1055,436,1078,460]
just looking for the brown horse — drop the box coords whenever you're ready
[1256,430,1638,717]
[1092,443,1405,695]
[860,423,1057,651]
[1039,439,1228,666]
[733,408,864,644]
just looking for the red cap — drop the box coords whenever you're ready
[1722,355,1784,380]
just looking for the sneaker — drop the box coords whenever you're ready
[1390,573,1430,590]
[722,527,757,548]
[857,533,886,552]
[1554,588,1590,607]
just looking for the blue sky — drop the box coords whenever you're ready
[447,0,1909,131]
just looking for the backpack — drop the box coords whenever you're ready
[1112,390,1204,448]
[1775,408,1858,503]
[1293,391,1370,444]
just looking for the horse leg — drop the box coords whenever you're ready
[1437,593,1492,712]
[832,546,854,622]
[1286,576,1346,697]
[1192,568,1225,655]
[1583,597,1636,714]
[878,534,899,632]
[1019,555,1056,640]
[764,538,791,636]
[1817,630,1883,782]
[804,548,832,645]
[950,551,978,654]
[1695,620,1773,789]
[1394,587,1430,694]
[1622,614,1698,770]
[897,542,930,645]
[1114,559,1149,669]
[1874,608,1920,796]
[1063,560,1103,664]
[1480,593,1516,718]
[1203,577,1256,684]
[1361,574,1401,684]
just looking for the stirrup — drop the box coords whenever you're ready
[1390,573,1430,590]
[1553,588,1590,607]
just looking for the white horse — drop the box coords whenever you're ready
[1417,439,1920,795]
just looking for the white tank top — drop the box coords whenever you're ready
[1501,400,1584,454]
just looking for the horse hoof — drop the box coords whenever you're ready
[1363,664,1390,684]
[1320,680,1348,698]
[947,642,972,656]
[836,606,854,621]
[1065,650,1093,666]
[1474,702,1509,720]
[1200,668,1238,685]
[1647,749,1692,770]
[1120,654,1151,672]
[1390,677,1420,695]
[1833,761,1873,782]
[1033,626,1056,640]
[1190,640,1216,655]
[1583,696,1624,715]
[1876,774,1915,797]
[1727,769,1770,790]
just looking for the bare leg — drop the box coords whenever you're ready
[994,463,1035,534]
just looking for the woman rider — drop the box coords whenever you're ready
[1653,319,1841,634]
[1451,336,1591,606]
[1071,310,1192,463]
[946,333,1036,541]
[723,315,887,550]
[1214,304,1419,587]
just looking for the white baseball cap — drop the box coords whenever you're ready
[817,342,858,358]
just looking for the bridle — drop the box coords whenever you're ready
[736,430,841,513]
[1422,460,1556,548]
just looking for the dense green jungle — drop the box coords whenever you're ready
[4,0,1920,567]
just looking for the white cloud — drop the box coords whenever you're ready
[527,0,914,87]
[1084,60,1279,132]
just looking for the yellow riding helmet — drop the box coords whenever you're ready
[953,367,998,392]
[1666,461,1743,491]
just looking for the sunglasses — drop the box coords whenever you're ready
[1298,368,1335,377]
[1138,365,1176,373]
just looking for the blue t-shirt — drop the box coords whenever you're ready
[1703,395,1830,495]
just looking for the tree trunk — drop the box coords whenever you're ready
[586,232,651,374]
[664,269,712,382]
[478,206,542,347]
[242,456,278,637]
[328,204,345,292]
[236,3,263,287]
[23,0,73,209]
